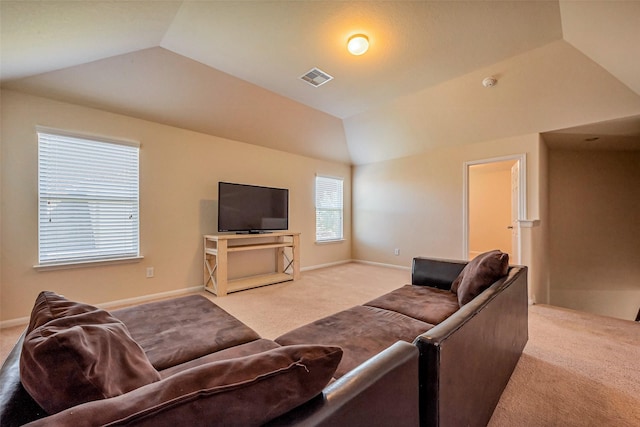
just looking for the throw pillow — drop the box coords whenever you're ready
[451,250,509,306]
[20,291,161,414]
[27,344,343,426]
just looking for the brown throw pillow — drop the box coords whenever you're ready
[451,250,509,306]
[27,345,343,426]
[20,291,161,414]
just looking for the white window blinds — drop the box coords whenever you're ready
[38,130,140,265]
[315,175,343,242]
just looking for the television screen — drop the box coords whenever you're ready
[218,182,289,233]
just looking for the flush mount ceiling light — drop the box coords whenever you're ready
[347,34,369,56]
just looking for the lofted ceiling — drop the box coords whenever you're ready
[2,1,640,165]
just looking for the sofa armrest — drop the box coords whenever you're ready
[0,331,48,427]
[411,257,466,290]
[414,266,528,427]
[267,341,419,427]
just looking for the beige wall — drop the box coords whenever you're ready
[352,133,546,303]
[0,90,352,323]
[549,149,640,320]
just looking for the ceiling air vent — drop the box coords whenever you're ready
[300,68,334,87]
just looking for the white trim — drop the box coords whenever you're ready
[97,285,202,311]
[36,125,140,148]
[0,285,202,329]
[301,259,352,271]
[314,173,344,182]
[302,259,412,272]
[351,259,411,271]
[315,239,346,245]
[0,316,30,329]
[518,219,540,228]
[463,153,527,263]
[34,256,144,271]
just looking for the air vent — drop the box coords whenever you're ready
[300,68,334,87]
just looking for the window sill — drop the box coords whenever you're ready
[34,256,144,272]
[315,239,346,245]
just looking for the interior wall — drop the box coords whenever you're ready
[534,135,550,305]
[352,133,544,302]
[469,164,513,259]
[549,148,640,320]
[0,89,352,323]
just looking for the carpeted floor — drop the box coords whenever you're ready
[1,262,639,425]
[490,303,640,426]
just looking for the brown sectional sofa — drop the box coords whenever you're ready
[274,253,529,427]
[0,254,528,426]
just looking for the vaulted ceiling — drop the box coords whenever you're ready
[2,1,640,164]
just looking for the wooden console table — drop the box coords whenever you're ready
[203,232,300,296]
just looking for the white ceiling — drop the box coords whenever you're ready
[2,1,640,164]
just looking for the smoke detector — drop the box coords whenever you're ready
[300,68,334,87]
[482,76,498,88]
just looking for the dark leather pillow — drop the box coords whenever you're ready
[450,250,509,306]
[20,291,161,414]
[27,345,343,426]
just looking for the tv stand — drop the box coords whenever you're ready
[203,231,300,296]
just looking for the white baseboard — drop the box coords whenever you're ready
[0,285,203,330]
[97,286,203,311]
[301,259,410,272]
[2,261,409,328]
[301,259,352,271]
[351,259,411,271]
[0,316,30,329]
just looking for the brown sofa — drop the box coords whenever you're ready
[0,254,527,426]
[272,253,529,427]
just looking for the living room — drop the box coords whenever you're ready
[1,1,639,425]
[2,0,639,324]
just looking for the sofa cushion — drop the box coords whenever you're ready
[275,305,433,378]
[451,250,509,306]
[365,285,459,325]
[158,338,281,379]
[112,295,261,370]
[20,291,160,414]
[25,345,343,427]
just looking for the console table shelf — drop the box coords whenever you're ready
[203,232,300,296]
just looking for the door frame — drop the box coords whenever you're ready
[462,153,527,263]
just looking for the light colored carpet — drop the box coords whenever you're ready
[1,262,638,426]
[203,262,411,339]
[490,304,640,427]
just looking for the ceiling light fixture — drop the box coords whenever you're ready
[347,34,369,56]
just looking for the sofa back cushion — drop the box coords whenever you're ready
[365,285,460,325]
[25,345,343,426]
[451,250,509,306]
[20,291,161,414]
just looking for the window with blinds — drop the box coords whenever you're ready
[315,175,343,242]
[37,129,140,265]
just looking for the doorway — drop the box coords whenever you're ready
[463,154,526,264]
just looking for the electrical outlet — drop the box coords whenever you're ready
[394,248,400,256]
[146,267,154,278]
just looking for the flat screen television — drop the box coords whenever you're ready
[218,182,289,233]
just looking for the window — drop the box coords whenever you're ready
[37,128,140,266]
[315,175,343,242]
